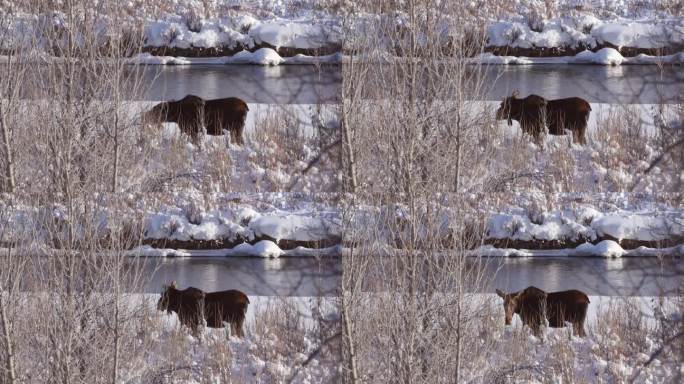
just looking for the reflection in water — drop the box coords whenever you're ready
[12,63,680,104]
[359,64,683,104]
[141,255,683,298]
[485,64,683,104]
[488,257,682,296]
[142,256,340,297]
[140,64,342,104]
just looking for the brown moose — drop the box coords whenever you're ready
[496,91,591,145]
[144,95,249,145]
[157,282,250,338]
[496,286,590,338]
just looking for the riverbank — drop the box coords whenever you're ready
[2,1,683,66]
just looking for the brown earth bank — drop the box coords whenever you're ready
[4,42,678,60]
[373,235,684,252]
[483,42,684,58]
[142,235,342,251]
[142,42,342,58]
[483,236,684,251]
[134,42,681,60]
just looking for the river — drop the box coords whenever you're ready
[139,64,683,104]
[139,255,682,297]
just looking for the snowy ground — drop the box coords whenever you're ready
[143,293,682,383]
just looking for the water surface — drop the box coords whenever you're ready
[139,256,681,297]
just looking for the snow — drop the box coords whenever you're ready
[592,19,684,49]
[225,240,283,257]
[128,243,341,258]
[229,47,284,65]
[573,240,627,257]
[471,241,684,258]
[127,50,342,65]
[473,50,684,65]
[486,17,684,51]
[141,14,340,52]
[146,294,339,383]
[574,47,625,65]
[142,291,682,383]
[129,245,192,257]
[591,213,684,241]
[250,214,338,243]
[249,21,338,50]
[487,210,597,242]
[485,205,682,245]
[141,200,340,246]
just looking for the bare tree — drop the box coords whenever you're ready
[339,1,502,382]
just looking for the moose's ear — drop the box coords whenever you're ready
[170,281,177,288]
[512,90,520,98]
[495,289,506,298]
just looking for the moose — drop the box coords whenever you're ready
[496,286,590,338]
[143,94,249,145]
[496,91,591,145]
[157,282,250,338]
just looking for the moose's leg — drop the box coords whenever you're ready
[230,321,240,338]
[230,312,245,338]
[578,126,587,145]
[236,125,245,146]
[531,322,543,339]
[229,125,244,146]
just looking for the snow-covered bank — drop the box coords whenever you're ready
[128,49,342,66]
[486,207,684,248]
[130,243,341,258]
[472,241,684,258]
[474,48,684,65]
[4,1,683,66]
[486,16,684,56]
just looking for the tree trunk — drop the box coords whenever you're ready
[341,289,359,383]
[0,287,17,384]
[0,110,15,193]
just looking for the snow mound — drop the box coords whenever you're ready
[228,48,284,65]
[225,240,283,258]
[573,48,624,65]
[573,240,625,258]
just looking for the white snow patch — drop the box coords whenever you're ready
[229,47,284,65]
[250,214,338,243]
[592,213,684,242]
[574,47,624,65]
[225,240,283,258]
